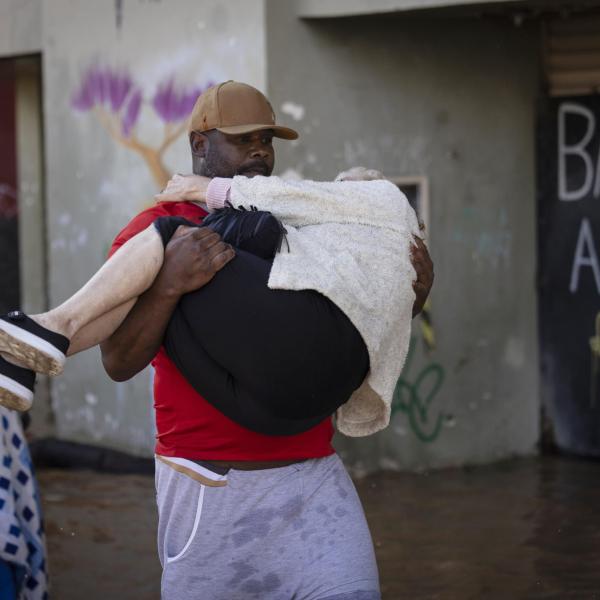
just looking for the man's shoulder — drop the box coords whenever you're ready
[108,202,206,257]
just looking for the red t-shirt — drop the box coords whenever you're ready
[108,201,335,461]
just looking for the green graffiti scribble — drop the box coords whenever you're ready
[392,336,446,443]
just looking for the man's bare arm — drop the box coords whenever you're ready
[100,227,234,381]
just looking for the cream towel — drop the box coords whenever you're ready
[229,175,420,437]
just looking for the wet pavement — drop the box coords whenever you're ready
[37,455,600,599]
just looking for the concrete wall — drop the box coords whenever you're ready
[266,3,541,471]
[41,0,267,455]
[15,57,53,437]
[9,0,543,469]
[0,0,41,58]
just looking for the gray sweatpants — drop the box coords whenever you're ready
[155,454,380,600]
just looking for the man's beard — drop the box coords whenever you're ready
[200,147,235,178]
[200,147,271,178]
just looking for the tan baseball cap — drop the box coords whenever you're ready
[188,81,298,140]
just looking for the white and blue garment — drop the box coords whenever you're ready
[0,407,48,599]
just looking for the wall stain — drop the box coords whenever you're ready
[114,0,123,30]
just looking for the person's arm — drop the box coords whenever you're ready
[155,175,434,316]
[100,226,234,381]
[155,174,406,230]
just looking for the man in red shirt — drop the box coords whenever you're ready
[101,81,433,600]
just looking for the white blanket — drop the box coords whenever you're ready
[229,175,420,437]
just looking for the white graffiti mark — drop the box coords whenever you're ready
[570,217,600,295]
[558,102,600,202]
[281,101,305,121]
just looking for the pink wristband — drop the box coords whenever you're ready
[206,177,232,212]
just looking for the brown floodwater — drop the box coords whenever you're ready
[355,456,600,599]
[38,455,600,599]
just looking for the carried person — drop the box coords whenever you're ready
[0,166,418,438]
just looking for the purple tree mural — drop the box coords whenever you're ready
[71,64,210,189]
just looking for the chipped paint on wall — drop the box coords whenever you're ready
[281,101,305,121]
[504,337,525,369]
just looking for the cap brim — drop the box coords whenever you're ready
[216,123,298,140]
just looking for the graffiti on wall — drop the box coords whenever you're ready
[391,307,447,443]
[71,64,211,189]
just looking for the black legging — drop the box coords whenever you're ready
[154,216,369,436]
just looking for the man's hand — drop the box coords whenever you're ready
[410,236,434,318]
[100,226,234,381]
[155,174,211,203]
[155,225,235,296]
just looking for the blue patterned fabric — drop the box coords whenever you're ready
[0,408,48,599]
[0,557,17,599]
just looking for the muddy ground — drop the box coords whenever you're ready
[38,456,600,599]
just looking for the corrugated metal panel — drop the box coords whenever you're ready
[544,14,600,96]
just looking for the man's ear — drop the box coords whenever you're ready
[190,132,208,158]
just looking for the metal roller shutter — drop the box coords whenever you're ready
[543,12,600,97]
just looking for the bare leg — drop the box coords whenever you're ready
[66,298,137,355]
[0,224,166,376]
[32,224,164,340]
